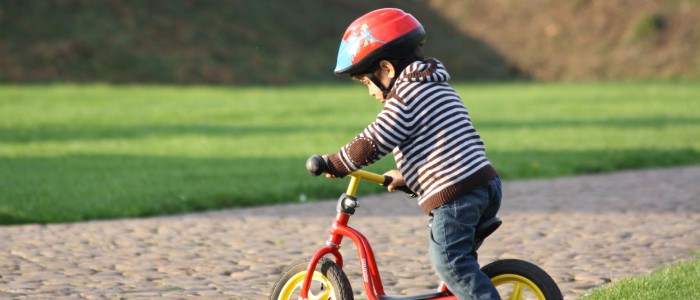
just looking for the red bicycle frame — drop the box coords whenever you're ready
[298,170,456,300]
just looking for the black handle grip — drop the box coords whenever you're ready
[383,175,417,197]
[306,155,327,176]
[395,185,416,196]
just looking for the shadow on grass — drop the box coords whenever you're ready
[0,124,359,143]
[2,116,698,143]
[1,147,698,224]
[477,116,700,130]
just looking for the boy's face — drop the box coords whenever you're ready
[357,76,387,103]
[354,60,396,104]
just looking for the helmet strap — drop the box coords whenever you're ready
[366,72,397,99]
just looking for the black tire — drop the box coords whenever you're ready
[270,256,353,300]
[481,259,563,300]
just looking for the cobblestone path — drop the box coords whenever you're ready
[1,166,699,299]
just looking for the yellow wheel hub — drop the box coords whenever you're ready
[491,274,546,300]
[277,271,336,300]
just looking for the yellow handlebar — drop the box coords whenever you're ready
[349,170,386,184]
[345,170,386,196]
[306,154,415,198]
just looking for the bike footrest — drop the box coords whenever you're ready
[378,292,451,300]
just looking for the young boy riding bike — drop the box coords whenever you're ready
[320,8,502,300]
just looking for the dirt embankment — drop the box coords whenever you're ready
[1,0,698,84]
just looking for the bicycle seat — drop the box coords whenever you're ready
[474,217,502,244]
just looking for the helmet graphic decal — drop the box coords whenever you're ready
[335,24,386,73]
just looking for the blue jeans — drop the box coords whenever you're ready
[429,177,502,300]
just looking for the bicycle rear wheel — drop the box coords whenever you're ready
[481,259,563,300]
[270,256,353,300]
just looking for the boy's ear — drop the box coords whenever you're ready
[379,60,396,79]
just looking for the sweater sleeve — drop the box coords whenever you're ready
[325,98,411,177]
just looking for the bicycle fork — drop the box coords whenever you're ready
[299,193,387,300]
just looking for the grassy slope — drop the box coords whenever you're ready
[1,1,699,84]
[1,82,699,224]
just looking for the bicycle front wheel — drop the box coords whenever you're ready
[481,259,563,300]
[270,256,353,300]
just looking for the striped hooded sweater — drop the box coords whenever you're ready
[326,59,498,214]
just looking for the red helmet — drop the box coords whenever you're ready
[334,8,426,75]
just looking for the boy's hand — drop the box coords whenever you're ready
[382,169,405,192]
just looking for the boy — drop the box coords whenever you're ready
[322,8,502,300]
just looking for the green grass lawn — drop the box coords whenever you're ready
[579,255,700,300]
[1,82,699,224]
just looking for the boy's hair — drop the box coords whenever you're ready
[351,46,425,78]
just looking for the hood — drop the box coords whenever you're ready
[396,58,450,83]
